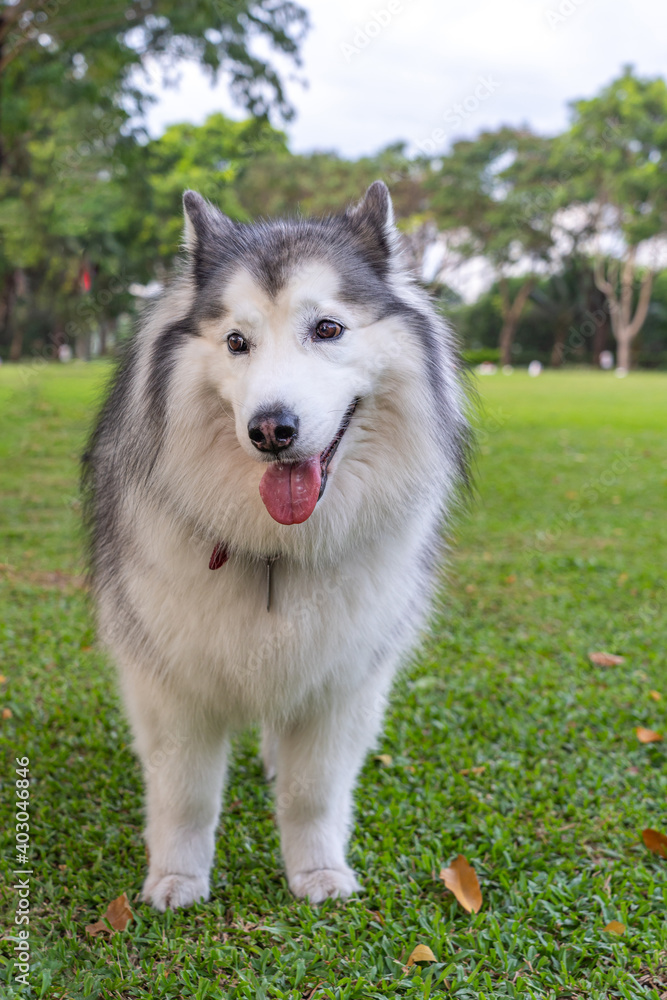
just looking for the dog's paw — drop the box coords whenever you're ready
[289,866,361,904]
[142,872,209,911]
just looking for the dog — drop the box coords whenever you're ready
[82,181,470,909]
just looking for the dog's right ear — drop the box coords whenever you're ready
[182,190,234,286]
[346,180,397,277]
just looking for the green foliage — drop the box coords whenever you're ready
[1,0,309,123]
[234,142,426,219]
[0,0,309,358]
[444,259,667,369]
[555,66,667,247]
[120,114,289,266]
[1,364,667,997]
[426,128,555,269]
[462,348,501,365]
[1,52,666,368]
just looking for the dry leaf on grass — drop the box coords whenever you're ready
[642,829,667,858]
[439,855,482,913]
[0,674,6,684]
[604,920,625,935]
[405,944,436,968]
[2,708,12,719]
[460,766,486,776]
[649,690,662,702]
[589,651,625,667]
[85,892,133,937]
[635,727,663,744]
[374,754,393,766]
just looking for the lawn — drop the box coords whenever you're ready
[1,362,666,1000]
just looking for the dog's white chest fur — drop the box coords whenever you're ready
[110,505,432,727]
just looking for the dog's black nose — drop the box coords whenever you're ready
[248,409,299,453]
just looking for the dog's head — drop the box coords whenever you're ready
[179,182,437,528]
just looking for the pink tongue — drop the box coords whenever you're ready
[259,458,322,525]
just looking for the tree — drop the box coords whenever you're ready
[0,0,308,357]
[529,258,594,367]
[234,142,427,220]
[426,128,556,365]
[555,67,667,370]
[0,1,309,123]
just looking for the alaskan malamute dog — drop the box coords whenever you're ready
[83,182,469,909]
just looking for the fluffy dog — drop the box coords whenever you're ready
[83,181,469,908]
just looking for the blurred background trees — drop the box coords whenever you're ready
[0,0,308,359]
[1,2,665,374]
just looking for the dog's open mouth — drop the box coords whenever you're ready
[258,399,359,525]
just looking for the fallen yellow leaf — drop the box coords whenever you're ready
[635,727,663,744]
[85,892,133,937]
[0,674,6,684]
[2,708,12,719]
[460,766,486,776]
[589,651,625,667]
[604,920,625,935]
[649,690,662,702]
[374,754,393,766]
[405,944,436,967]
[642,828,667,858]
[439,855,482,913]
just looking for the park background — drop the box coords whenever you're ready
[1,1,666,998]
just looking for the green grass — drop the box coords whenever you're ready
[1,363,666,999]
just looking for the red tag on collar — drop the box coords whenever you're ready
[209,543,230,570]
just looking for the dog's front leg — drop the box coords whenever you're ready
[122,670,229,911]
[274,675,390,903]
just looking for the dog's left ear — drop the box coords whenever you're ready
[182,190,234,286]
[346,180,397,276]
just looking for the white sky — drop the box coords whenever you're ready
[142,0,667,158]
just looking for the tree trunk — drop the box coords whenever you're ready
[1,269,16,356]
[498,317,517,367]
[98,319,114,356]
[6,273,21,360]
[616,336,631,372]
[76,332,91,360]
[498,276,535,366]
[550,322,568,367]
[591,309,609,366]
[594,251,654,372]
[9,323,23,361]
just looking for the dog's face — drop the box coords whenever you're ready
[182,183,416,525]
[214,260,366,464]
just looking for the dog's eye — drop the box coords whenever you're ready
[227,332,248,354]
[314,319,344,341]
